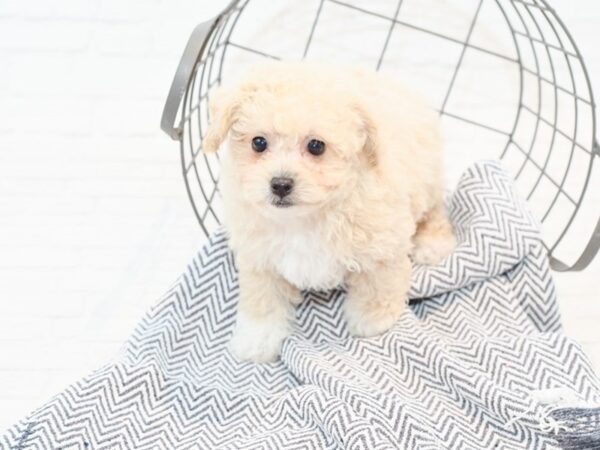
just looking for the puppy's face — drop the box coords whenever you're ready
[204,66,377,218]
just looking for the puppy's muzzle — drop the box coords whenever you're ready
[270,176,294,198]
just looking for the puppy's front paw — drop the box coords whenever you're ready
[411,232,455,265]
[344,257,411,338]
[229,314,291,363]
[344,299,405,338]
[411,207,456,265]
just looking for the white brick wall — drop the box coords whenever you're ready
[0,0,598,431]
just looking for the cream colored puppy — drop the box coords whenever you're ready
[204,62,455,363]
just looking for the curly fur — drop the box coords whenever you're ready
[204,62,455,362]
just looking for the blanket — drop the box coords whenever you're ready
[3,161,600,449]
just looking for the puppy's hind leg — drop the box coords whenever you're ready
[411,203,455,265]
[229,267,299,363]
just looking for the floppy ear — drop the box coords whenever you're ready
[354,104,379,167]
[203,84,252,153]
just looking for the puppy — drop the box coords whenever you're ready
[203,62,455,363]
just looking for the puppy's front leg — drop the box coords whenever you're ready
[230,266,299,363]
[344,255,411,337]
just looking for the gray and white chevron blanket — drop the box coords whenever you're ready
[3,161,600,450]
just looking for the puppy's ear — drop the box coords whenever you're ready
[203,83,253,153]
[354,104,379,167]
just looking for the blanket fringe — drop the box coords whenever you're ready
[507,388,600,448]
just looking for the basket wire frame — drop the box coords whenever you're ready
[177,0,599,270]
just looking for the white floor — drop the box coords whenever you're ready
[0,0,599,431]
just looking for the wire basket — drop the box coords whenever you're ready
[161,0,600,272]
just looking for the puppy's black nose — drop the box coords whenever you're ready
[270,177,294,198]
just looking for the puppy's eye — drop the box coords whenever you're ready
[251,136,268,153]
[307,139,325,156]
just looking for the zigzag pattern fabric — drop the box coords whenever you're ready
[3,161,600,449]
